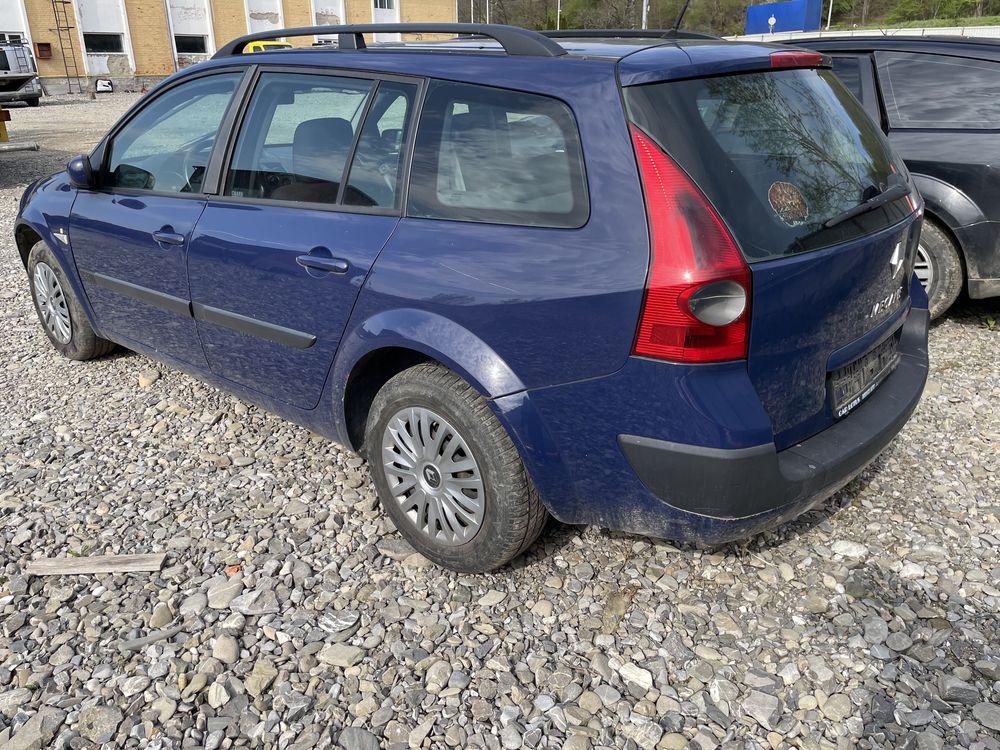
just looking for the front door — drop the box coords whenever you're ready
[187,70,419,409]
[71,71,244,367]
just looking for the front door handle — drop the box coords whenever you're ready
[152,230,185,247]
[295,255,349,274]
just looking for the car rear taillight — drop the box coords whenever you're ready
[630,125,751,363]
[769,50,825,69]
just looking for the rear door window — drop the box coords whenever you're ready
[624,68,911,262]
[224,72,374,206]
[875,51,1000,129]
[407,80,589,228]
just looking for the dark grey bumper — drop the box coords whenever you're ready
[619,307,930,520]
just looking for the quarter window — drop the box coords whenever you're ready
[408,81,589,228]
[830,56,863,100]
[224,72,374,206]
[106,72,241,193]
[876,51,1000,129]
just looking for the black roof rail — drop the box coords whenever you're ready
[541,29,719,41]
[213,23,567,59]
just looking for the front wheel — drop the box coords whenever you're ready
[915,221,963,320]
[27,241,115,360]
[365,363,548,572]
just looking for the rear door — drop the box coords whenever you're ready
[70,70,245,366]
[625,65,921,449]
[187,69,419,409]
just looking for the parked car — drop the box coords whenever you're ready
[246,40,293,52]
[782,36,1000,318]
[0,43,41,107]
[14,24,929,571]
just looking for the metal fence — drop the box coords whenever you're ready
[731,25,1000,41]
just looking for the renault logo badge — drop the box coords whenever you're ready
[889,242,905,279]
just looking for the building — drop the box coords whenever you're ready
[2,0,456,93]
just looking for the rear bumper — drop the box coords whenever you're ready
[617,307,929,542]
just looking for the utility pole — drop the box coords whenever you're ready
[470,0,474,23]
[641,0,649,29]
[826,0,834,28]
[557,0,561,29]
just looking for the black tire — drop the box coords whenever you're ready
[365,363,548,572]
[917,220,963,320]
[27,97,40,108]
[27,241,115,360]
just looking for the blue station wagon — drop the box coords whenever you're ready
[14,24,929,571]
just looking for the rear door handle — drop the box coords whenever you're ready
[152,231,185,247]
[295,255,349,274]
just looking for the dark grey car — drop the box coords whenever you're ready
[784,36,1000,318]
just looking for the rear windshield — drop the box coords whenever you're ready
[624,68,912,263]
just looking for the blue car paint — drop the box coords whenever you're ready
[187,201,400,409]
[70,191,210,367]
[13,38,930,547]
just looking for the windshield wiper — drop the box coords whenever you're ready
[822,183,909,229]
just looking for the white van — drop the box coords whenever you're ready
[0,44,41,107]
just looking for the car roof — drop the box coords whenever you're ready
[782,35,1000,60]
[203,30,797,88]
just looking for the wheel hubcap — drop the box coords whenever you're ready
[33,262,72,344]
[381,406,485,546]
[914,244,934,293]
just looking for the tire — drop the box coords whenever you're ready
[27,241,115,360]
[27,97,40,108]
[365,363,548,572]
[916,220,963,320]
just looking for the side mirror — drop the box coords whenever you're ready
[66,155,96,190]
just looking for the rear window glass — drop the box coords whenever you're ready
[625,69,911,262]
[876,51,1000,129]
[407,80,589,228]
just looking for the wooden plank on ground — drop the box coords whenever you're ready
[25,553,167,576]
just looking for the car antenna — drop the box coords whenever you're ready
[672,0,694,30]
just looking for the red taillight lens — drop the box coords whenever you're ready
[630,125,751,363]
[769,50,824,69]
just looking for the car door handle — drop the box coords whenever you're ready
[152,231,185,247]
[295,255,349,274]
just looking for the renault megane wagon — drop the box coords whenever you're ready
[14,24,930,571]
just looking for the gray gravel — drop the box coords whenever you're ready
[2,95,1000,750]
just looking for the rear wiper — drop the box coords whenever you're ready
[822,184,909,229]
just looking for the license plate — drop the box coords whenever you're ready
[830,336,899,418]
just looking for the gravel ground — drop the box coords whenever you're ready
[1,95,999,750]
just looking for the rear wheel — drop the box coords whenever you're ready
[27,97,40,108]
[916,220,963,320]
[27,241,115,360]
[365,363,547,572]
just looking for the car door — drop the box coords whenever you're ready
[187,69,419,409]
[70,70,246,367]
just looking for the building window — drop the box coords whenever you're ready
[174,35,208,54]
[36,42,53,59]
[83,33,124,54]
[374,0,395,8]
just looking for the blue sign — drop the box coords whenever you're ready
[745,0,822,34]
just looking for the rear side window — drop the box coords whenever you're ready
[625,69,911,262]
[407,81,588,228]
[876,51,1000,129]
[830,56,863,100]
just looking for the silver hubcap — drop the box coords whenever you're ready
[914,244,934,293]
[381,406,485,546]
[33,262,72,344]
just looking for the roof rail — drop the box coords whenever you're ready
[541,29,719,41]
[213,23,567,59]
